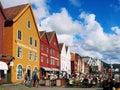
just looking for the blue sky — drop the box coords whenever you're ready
[1,0,120,64]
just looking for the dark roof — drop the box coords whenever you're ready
[65,46,68,52]
[39,31,46,38]
[4,4,28,20]
[59,43,64,53]
[46,31,55,43]
[0,2,6,19]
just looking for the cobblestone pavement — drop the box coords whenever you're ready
[0,84,103,90]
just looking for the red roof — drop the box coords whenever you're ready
[46,31,55,43]
[39,31,46,38]
[4,4,28,20]
[0,2,6,19]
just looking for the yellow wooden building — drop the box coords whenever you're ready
[3,3,40,83]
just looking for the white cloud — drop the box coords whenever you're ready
[73,12,120,64]
[40,8,82,34]
[111,26,120,35]
[57,34,74,46]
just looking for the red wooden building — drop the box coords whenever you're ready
[0,2,6,55]
[71,53,83,76]
[40,31,60,79]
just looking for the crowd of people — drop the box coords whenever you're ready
[64,73,120,89]
[23,72,120,89]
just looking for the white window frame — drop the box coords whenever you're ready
[34,52,37,61]
[41,56,43,62]
[17,65,23,79]
[29,51,32,60]
[17,47,22,58]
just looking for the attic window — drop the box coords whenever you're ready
[27,20,31,29]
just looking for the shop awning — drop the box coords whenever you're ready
[41,67,59,72]
[41,67,52,71]
[51,68,59,71]
[0,61,8,70]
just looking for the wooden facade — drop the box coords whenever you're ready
[40,31,60,79]
[3,3,40,83]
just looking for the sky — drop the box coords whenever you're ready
[1,0,120,64]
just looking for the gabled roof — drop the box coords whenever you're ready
[46,31,56,43]
[65,46,68,52]
[4,4,28,21]
[0,2,6,19]
[59,43,64,53]
[39,31,46,38]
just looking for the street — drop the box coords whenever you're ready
[0,84,103,90]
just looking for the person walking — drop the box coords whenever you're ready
[33,73,39,87]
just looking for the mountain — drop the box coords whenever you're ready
[102,61,120,69]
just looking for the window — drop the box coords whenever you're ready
[29,37,32,45]
[46,47,49,53]
[50,48,53,55]
[50,58,54,65]
[17,47,22,58]
[29,51,32,60]
[17,65,23,79]
[27,20,31,29]
[18,30,22,40]
[34,40,37,47]
[41,56,43,62]
[34,53,37,61]
[41,45,43,51]
[57,61,59,66]
[46,58,49,64]
[50,58,53,65]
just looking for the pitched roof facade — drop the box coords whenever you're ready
[59,43,64,53]
[0,2,6,19]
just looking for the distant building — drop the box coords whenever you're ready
[59,43,71,77]
[71,53,83,75]
[82,56,102,73]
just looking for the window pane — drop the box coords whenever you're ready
[35,40,37,47]
[17,65,23,79]
[30,37,32,45]
[29,51,32,60]
[18,30,21,40]
[34,52,37,61]
[28,21,31,28]
[41,56,43,62]
[17,47,22,58]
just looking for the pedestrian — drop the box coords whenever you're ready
[33,73,39,87]
[24,73,28,85]
[102,78,109,90]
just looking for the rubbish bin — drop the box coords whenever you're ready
[56,79,62,86]
[45,79,51,86]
